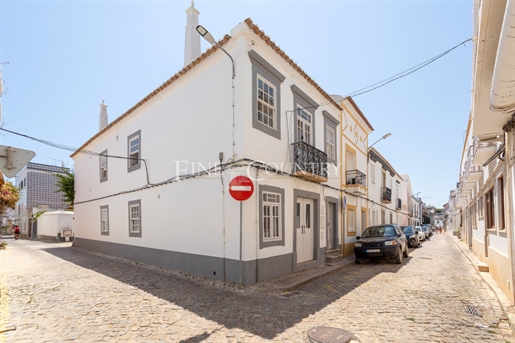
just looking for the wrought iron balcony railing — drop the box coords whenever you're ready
[292,141,327,181]
[346,169,366,187]
[381,187,392,203]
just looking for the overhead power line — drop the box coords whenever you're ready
[344,38,473,98]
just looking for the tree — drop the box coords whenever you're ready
[0,181,20,216]
[54,169,75,210]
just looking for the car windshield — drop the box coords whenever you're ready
[403,227,414,234]
[362,226,396,238]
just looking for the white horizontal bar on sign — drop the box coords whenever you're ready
[230,186,252,191]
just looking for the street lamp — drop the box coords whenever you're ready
[196,25,235,79]
[368,132,392,151]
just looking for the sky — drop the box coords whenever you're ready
[0,0,473,208]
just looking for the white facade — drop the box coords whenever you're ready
[367,148,404,228]
[450,0,515,305]
[72,19,348,285]
[36,211,74,242]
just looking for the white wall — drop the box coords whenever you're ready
[37,211,74,237]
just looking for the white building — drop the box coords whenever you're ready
[367,148,404,228]
[451,0,515,305]
[71,14,357,285]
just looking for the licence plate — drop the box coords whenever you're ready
[366,249,380,253]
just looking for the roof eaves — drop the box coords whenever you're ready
[345,96,374,131]
[243,18,342,112]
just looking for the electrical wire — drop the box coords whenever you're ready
[344,38,473,98]
[3,123,409,215]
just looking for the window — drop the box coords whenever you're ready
[127,130,141,172]
[257,76,276,129]
[361,210,367,232]
[259,185,285,248]
[297,107,312,144]
[323,111,339,164]
[128,200,142,237]
[100,205,109,235]
[292,85,318,144]
[485,188,494,229]
[370,163,376,184]
[263,192,281,240]
[498,176,505,230]
[347,205,356,236]
[478,196,483,218]
[99,150,108,183]
[346,148,356,176]
[249,50,285,139]
[325,125,335,160]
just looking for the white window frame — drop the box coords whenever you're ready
[263,192,281,241]
[325,125,335,160]
[257,75,276,129]
[100,205,109,235]
[128,200,142,237]
[296,106,312,144]
[100,150,108,183]
[127,130,141,172]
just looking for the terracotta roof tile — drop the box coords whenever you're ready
[345,96,374,131]
[244,18,342,112]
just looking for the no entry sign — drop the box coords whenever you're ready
[229,176,254,201]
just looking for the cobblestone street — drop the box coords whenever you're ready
[1,233,514,343]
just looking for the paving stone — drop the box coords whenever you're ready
[0,235,514,342]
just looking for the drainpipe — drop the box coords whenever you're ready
[339,105,344,257]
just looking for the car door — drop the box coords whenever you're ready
[395,226,406,250]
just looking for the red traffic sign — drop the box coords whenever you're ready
[229,176,254,201]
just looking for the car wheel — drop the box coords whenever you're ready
[403,245,409,258]
[395,247,403,264]
[355,257,362,264]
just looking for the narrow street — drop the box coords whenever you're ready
[1,233,514,343]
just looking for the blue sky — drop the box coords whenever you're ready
[0,0,472,208]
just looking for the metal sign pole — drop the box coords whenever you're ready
[239,201,243,287]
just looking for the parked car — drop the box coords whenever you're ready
[414,226,425,241]
[421,226,432,239]
[402,226,420,248]
[354,224,409,264]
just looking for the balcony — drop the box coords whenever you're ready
[381,187,392,203]
[472,141,497,166]
[291,141,328,183]
[467,165,483,182]
[346,169,366,194]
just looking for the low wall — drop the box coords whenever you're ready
[37,211,74,242]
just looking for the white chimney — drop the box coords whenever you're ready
[184,0,201,67]
[99,100,108,131]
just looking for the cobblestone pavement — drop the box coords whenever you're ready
[1,233,514,343]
